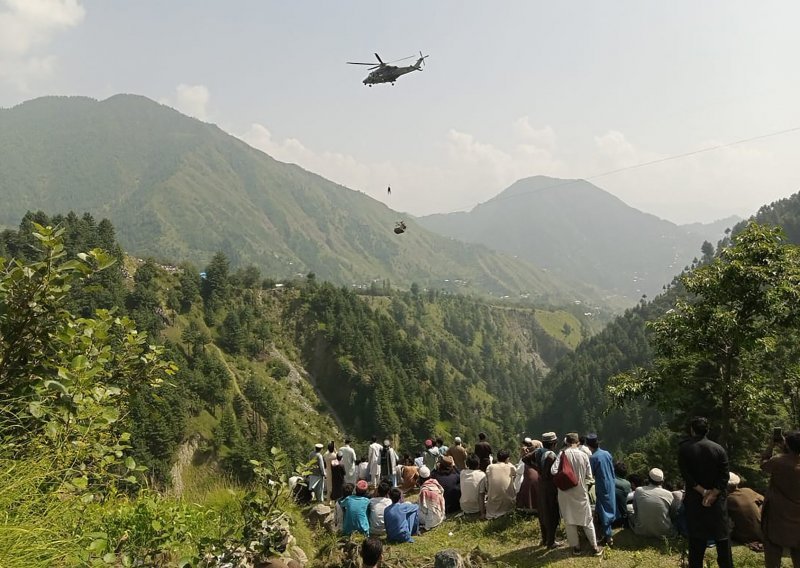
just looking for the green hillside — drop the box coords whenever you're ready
[0,95,600,304]
[531,190,800,455]
[418,176,720,301]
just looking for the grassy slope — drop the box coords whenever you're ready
[311,512,774,568]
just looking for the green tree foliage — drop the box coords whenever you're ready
[608,223,800,463]
[0,223,176,495]
[283,282,546,450]
[1,210,126,317]
[178,261,201,313]
[201,252,231,312]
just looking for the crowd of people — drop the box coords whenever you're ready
[297,418,800,567]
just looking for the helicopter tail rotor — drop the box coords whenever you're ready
[415,51,429,69]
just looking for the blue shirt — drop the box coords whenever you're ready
[340,495,371,536]
[384,501,419,543]
[589,447,617,525]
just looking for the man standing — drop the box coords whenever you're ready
[475,432,493,472]
[339,438,358,485]
[423,439,440,470]
[760,429,800,567]
[380,439,399,487]
[436,437,449,458]
[552,433,602,556]
[368,436,383,487]
[307,443,326,503]
[678,417,732,568]
[323,441,338,501]
[587,433,616,546]
[536,432,562,549]
[446,436,468,471]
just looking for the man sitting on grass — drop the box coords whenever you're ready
[340,479,371,536]
[384,487,420,543]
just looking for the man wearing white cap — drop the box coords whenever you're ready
[308,443,327,503]
[630,467,675,538]
[446,436,468,471]
[418,466,446,530]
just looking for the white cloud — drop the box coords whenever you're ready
[172,83,211,121]
[0,0,85,89]
[513,117,556,150]
[237,118,565,215]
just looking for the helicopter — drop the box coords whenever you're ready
[347,52,429,86]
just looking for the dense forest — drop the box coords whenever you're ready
[1,211,585,482]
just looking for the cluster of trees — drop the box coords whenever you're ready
[281,281,547,451]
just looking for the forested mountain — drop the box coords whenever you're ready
[1,212,589,475]
[417,176,727,300]
[532,188,800,453]
[0,95,598,304]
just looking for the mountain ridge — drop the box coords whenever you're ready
[418,175,721,299]
[0,94,603,305]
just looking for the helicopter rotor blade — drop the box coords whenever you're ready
[347,61,378,66]
[374,53,384,64]
[384,55,416,64]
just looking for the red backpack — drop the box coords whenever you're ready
[553,450,579,490]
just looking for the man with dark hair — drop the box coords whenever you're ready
[587,433,616,545]
[432,455,461,513]
[459,453,486,514]
[482,448,516,519]
[475,432,493,472]
[340,480,371,536]
[369,480,393,535]
[760,429,800,567]
[678,416,732,568]
[384,486,420,543]
[436,436,449,457]
[613,461,631,526]
[360,537,383,568]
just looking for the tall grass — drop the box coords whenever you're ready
[0,458,86,567]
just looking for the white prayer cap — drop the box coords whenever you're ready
[649,468,664,483]
[454,436,462,444]
[729,472,741,486]
[419,466,431,479]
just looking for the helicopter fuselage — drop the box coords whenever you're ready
[363,60,424,85]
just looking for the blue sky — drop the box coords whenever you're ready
[2,0,800,223]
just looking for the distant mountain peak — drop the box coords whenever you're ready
[419,175,710,300]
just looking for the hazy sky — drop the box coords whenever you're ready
[2,1,799,224]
